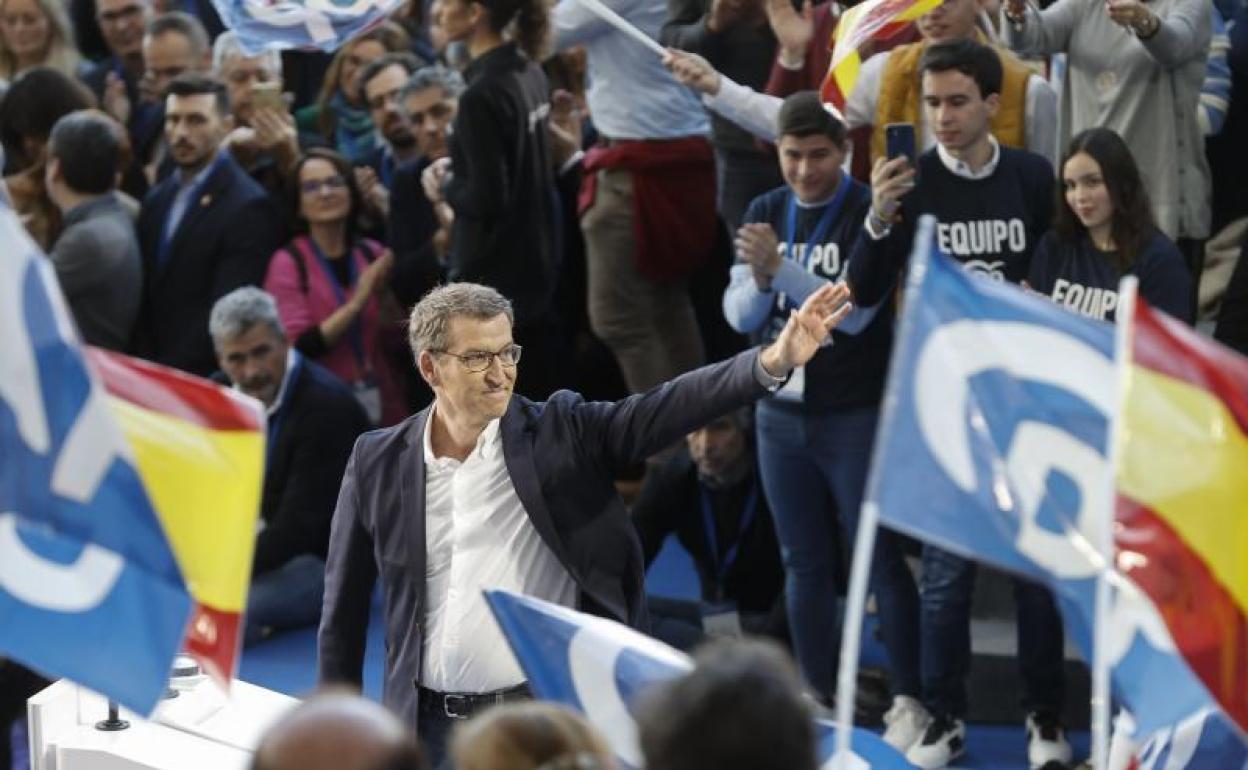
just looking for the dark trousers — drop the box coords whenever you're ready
[919,547,1066,718]
[714,147,784,234]
[417,686,531,770]
[417,704,460,770]
[756,402,921,701]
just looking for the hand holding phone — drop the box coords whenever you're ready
[884,123,917,177]
[250,82,285,114]
[872,123,918,222]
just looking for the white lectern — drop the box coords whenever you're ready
[27,672,299,770]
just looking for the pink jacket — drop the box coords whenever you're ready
[264,235,407,426]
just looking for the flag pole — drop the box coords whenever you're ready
[832,501,880,763]
[1092,276,1138,770]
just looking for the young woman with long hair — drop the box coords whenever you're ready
[1028,127,1192,322]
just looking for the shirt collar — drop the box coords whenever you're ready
[63,194,118,227]
[936,136,1000,180]
[267,349,299,418]
[422,403,503,465]
[178,150,224,189]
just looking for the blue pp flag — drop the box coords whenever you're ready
[209,0,404,53]
[0,202,192,714]
[864,216,1213,736]
[485,590,914,770]
[1137,709,1248,770]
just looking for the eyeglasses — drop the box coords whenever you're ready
[431,344,522,372]
[299,175,347,195]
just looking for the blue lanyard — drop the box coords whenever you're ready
[700,481,760,594]
[305,237,369,374]
[784,175,851,283]
[264,354,302,469]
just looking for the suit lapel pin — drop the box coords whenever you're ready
[200,194,212,207]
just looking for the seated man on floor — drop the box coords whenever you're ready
[632,408,787,650]
[208,287,370,645]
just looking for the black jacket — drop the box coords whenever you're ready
[632,449,785,618]
[443,42,559,326]
[135,153,283,376]
[388,155,443,308]
[254,356,370,575]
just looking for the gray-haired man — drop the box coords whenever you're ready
[389,65,466,307]
[319,280,853,768]
[209,287,369,646]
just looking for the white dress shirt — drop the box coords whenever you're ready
[419,408,577,692]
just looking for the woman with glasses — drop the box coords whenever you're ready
[264,148,407,425]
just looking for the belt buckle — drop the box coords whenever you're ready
[443,693,473,719]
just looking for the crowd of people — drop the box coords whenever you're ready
[1,0,1246,767]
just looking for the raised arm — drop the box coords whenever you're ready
[575,283,853,469]
[1000,0,1082,57]
[665,49,783,141]
[1135,0,1212,71]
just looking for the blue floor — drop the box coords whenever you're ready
[239,537,1089,768]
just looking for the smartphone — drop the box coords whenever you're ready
[885,122,918,180]
[250,81,284,113]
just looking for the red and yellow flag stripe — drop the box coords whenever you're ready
[87,349,265,687]
[1115,299,1248,732]
[820,0,942,108]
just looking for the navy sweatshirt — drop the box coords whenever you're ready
[1027,229,1193,323]
[724,178,892,413]
[848,146,1055,306]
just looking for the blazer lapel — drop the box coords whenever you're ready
[500,402,575,572]
[399,410,428,599]
[159,158,230,280]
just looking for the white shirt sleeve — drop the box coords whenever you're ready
[702,76,783,143]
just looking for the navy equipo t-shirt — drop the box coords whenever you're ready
[1027,229,1193,323]
[739,179,891,413]
[848,145,1055,306]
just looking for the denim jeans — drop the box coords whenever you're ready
[920,547,1066,717]
[244,554,326,646]
[755,401,920,701]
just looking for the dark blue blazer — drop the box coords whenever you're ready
[135,153,283,376]
[318,348,770,727]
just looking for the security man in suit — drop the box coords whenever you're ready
[135,73,282,376]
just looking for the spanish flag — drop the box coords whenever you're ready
[86,348,265,688]
[820,0,942,108]
[1115,297,1248,734]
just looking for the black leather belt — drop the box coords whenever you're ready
[417,683,531,719]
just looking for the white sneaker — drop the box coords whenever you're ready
[882,695,931,752]
[1026,712,1073,768]
[906,712,966,769]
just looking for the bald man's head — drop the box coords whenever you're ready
[252,692,428,770]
